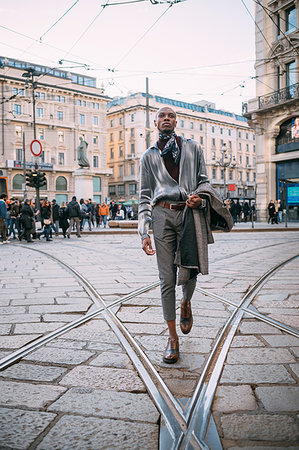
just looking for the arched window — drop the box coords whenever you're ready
[12,174,25,190]
[56,176,67,191]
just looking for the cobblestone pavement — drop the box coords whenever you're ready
[0,231,298,449]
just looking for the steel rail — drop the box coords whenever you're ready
[181,254,299,449]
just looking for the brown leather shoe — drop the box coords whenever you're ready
[180,299,193,334]
[163,337,179,364]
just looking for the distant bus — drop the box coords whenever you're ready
[0,176,8,198]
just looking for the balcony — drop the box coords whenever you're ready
[243,83,299,116]
[123,174,137,182]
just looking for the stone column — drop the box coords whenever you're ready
[73,168,93,200]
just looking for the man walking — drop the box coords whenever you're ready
[138,107,232,364]
[0,194,9,244]
[66,196,81,238]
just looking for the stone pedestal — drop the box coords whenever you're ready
[73,168,93,200]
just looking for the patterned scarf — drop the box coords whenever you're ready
[159,132,181,166]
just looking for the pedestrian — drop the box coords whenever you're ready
[20,199,34,243]
[39,200,52,241]
[229,199,237,224]
[110,201,118,220]
[274,200,279,224]
[0,193,9,244]
[66,196,81,238]
[51,199,60,236]
[58,201,69,238]
[138,106,233,364]
[88,199,95,227]
[95,203,101,227]
[267,200,275,224]
[100,201,109,228]
[235,199,242,222]
[8,198,19,239]
[242,201,250,222]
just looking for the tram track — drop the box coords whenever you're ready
[1,242,298,449]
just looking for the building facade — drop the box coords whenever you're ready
[0,56,111,204]
[243,0,299,221]
[106,93,256,205]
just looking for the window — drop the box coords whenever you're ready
[93,194,101,203]
[212,138,216,146]
[253,172,256,181]
[253,145,256,153]
[199,123,203,131]
[80,114,85,125]
[61,96,65,103]
[40,151,45,163]
[253,157,256,167]
[56,176,67,190]
[13,87,18,95]
[229,170,233,181]
[93,156,99,168]
[212,168,216,179]
[221,169,224,180]
[246,172,250,182]
[129,183,137,195]
[110,119,114,127]
[200,136,203,145]
[228,129,231,136]
[15,125,22,138]
[246,132,249,139]
[110,133,113,142]
[131,143,135,154]
[212,151,216,160]
[228,141,232,149]
[96,103,99,110]
[286,6,296,33]
[110,148,114,158]
[14,104,21,115]
[37,107,43,118]
[286,61,296,95]
[180,120,184,127]
[109,185,116,195]
[220,128,223,134]
[93,176,101,192]
[118,185,125,195]
[239,171,243,181]
[57,110,63,120]
[239,131,241,138]
[277,13,281,39]
[91,102,95,109]
[16,148,22,160]
[119,116,123,125]
[56,95,60,102]
[19,89,24,96]
[40,93,45,100]
[58,153,64,165]
[93,116,98,126]
[246,144,249,151]
[246,156,249,165]
[239,143,242,151]
[77,100,81,106]
[130,163,135,175]
[39,128,44,140]
[253,134,255,141]
[82,100,86,107]
[220,139,224,146]
[119,130,123,140]
[58,131,64,143]
[212,126,215,133]
[131,114,135,122]
[130,128,135,137]
[119,146,123,157]
[109,166,114,178]
[93,135,98,145]
[190,122,194,129]
[12,174,24,189]
[239,155,242,164]
[119,165,123,177]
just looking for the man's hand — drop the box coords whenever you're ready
[142,237,156,256]
[186,194,202,209]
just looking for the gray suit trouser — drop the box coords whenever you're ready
[67,217,81,237]
[152,204,197,321]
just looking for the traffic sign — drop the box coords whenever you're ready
[30,139,42,157]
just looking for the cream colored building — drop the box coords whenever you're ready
[106,93,256,205]
[0,56,111,204]
[243,1,299,221]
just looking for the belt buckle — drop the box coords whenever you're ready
[169,204,176,210]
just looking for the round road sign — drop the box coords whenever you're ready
[30,139,42,157]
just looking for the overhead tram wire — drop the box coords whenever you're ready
[111,2,174,71]
[39,0,80,41]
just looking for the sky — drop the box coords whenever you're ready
[0,0,256,114]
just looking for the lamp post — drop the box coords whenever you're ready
[214,144,237,199]
[22,68,38,140]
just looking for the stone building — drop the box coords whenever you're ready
[0,56,111,204]
[243,1,299,221]
[106,93,256,205]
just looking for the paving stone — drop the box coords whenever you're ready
[86,341,123,352]
[239,321,282,334]
[221,413,299,441]
[0,380,66,408]
[49,387,159,423]
[165,378,197,397]
[268,314,299,329]
[256,386,299,411]
[184,325,220,339]
[61,319,110,340]
[0,407,56,449]
[147,350,205,371]
[29,304,90,314]
[46,338,87,350]
[0,362,67,382]
[14,322,66,334]
[231,336,265,347]
[226,347,296,364]
[36,415,158,450]
[89,351,132,369]
[137,335,213,354]
[0,334,40,349]
[42,313,85,322]
[60,366,145,392]
[221,364,296,384]
[0,307,26,315]
[117,310,165,324]
[290,363,299,377]
[213,385,257,412]
[0,324,11,335]
[24,346,94,365]
[291,347,299,357]
[262,335,299,347]
[124,323,167,335]
[0,313,41,323]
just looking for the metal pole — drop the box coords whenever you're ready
[145,77,151,149]
[23,132,27,201]
[223,166,227,200]
[32,73,36,140]
[1,81,4,155]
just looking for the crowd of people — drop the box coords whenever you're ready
[0,194,135,244]
[224,199,256,224]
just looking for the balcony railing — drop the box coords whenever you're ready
[258,83,299,110]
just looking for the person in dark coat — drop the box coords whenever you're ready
[110,201,118,220]
[66,196,81,238]
[20,199,34,242]
[51,199,60,236]
[229,199,237,223]
[58,201,69,238]
[39,200,52,241]
[267,200,275,224]
[235,200,242,222]
[242,201,250,222]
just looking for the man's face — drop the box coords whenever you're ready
[154,107,177,134]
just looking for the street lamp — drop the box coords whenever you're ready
[213,144,237,199]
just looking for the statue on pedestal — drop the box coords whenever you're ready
[77,137,90,168]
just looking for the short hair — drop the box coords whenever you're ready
[72,196,76,201]
[0,193,7,200]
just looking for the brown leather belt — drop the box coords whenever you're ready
[157,201,185,211]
